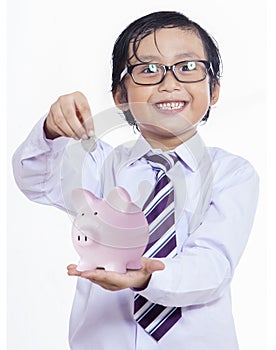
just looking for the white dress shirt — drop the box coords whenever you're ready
[12,117,259,350]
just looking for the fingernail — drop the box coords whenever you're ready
[82,134,88,140]
[88,130,95,137]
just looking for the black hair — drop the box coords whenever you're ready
[111,11,222,125]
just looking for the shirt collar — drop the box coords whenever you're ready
[123,132,207,172]
[175,132,207,172]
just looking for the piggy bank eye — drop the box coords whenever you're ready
[81,213,85,216]
[94,212,98,215]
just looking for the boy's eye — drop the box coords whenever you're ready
[147,64,158,73]
[137,63,160,74]
[178,61,197,72]
[179,61,197,72]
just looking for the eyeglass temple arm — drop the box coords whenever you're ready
[120,67,128,81]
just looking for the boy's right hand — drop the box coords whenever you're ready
[44,91,94,140]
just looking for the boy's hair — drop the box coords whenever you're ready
[112,11,222,125]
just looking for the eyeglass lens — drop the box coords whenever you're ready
[131,61,208,85]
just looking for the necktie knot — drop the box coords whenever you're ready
[144,152,178,172]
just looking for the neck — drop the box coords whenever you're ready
[141,128,197,151]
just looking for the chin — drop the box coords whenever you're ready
[140,122,197,141]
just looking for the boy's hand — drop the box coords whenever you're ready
[44,91,94,140]
[67,257,165,291]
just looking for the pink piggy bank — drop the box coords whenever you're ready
[71,187,149,273]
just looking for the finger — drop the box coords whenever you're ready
[44,110,66,139]
[80,269,119,281]
[67,264,81,276]
[73,92,94,135]
[46,110,60,136]
[59,95,88,139]
[50,104,78,139]
[67,264,78,270]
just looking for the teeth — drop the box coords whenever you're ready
[156,102,185,110]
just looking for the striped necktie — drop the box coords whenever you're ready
[134,152,182,341]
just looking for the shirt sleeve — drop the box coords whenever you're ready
[138,158,259,307]
[12,116,69,209]
[12,116,113,213]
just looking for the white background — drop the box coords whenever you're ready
[5,0,271,349]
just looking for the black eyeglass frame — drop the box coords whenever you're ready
[120,59,214,86]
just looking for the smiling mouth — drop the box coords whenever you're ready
[155,101,186,111]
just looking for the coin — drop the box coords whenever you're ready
[81,136,97,152]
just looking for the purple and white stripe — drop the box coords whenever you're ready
[134,153,182,341]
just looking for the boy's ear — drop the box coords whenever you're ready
[113,85,128,111]
[210,81,220,106]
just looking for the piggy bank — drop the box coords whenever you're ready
[71,187,149,273]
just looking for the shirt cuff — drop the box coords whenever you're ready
[27,115,69,155]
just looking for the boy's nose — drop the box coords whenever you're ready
[157,71,182,92]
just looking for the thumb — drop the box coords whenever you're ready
[142,257,165,274]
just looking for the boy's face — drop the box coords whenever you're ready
[115,28,220,150]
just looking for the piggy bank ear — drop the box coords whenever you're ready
[72,188,96,211]
[106,186,140,213]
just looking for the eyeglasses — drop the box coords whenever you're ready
[120,60,213,86]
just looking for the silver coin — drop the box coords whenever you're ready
[81,136,97,152]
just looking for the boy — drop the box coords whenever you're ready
[12,11,259,350]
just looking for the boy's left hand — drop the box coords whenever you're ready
[67,257,165,291]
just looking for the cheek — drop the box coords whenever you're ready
[127,87,153,104]
[184,83,211,124]
[126,85,155,121]
[125,78,154,103]
[190,83,211,110]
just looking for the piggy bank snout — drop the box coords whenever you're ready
[72,231,92,247]
[72,215,100,247]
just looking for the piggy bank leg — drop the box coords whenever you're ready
[126,260,142,270]
[103,262,127,274]
[76,260,97,272]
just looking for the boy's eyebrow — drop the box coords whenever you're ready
[134,52,202,63]
[174,52,202,60]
